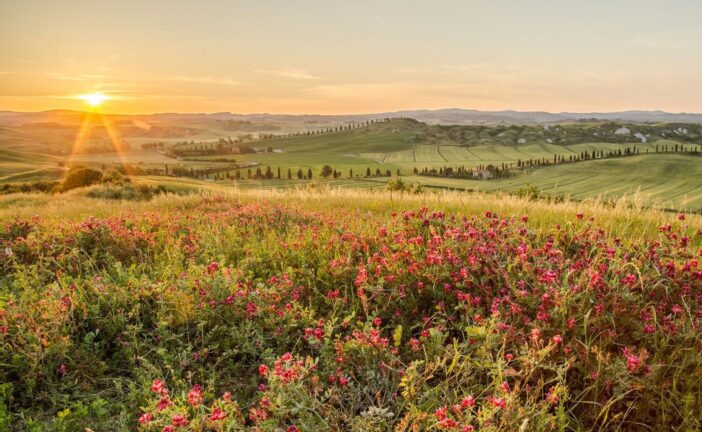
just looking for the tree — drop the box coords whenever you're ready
[297,168,303,179]
[61,167,103,191]
[320,165,334,178]
[366,167,371,177]
[307,168,313,179]
[287,168,292,179]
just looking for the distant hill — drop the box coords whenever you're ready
[0,108,700,127]
[385,109,702,124]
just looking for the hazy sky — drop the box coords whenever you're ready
[1,0,701,114]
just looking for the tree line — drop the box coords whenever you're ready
[414,144,701,180]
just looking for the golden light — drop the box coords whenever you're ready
[78,92,109,107]
[68,91,131,173]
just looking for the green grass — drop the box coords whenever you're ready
[398,153,702,210]
[0,148,62,164]
[2,119,701,211]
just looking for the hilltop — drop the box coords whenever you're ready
[1,107,701,128]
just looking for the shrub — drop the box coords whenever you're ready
[386,177,407,191]
[0,181,60,195]
[86,183,168,201]
[61,167,103,191]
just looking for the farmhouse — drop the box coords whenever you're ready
[472,170,494,179]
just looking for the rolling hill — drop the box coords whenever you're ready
[0,114,700,211]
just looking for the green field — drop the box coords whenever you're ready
[190,119,699,172]
[1,118,701,211]
[395,154,702,210]
[169,120,702,210]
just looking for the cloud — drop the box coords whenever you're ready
[630,31,701,50]
[52,73,112,82]
[304,82,513,103]
[164,75,242,86]
[256,68,321,80]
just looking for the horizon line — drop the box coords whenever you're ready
[2,107,701,117]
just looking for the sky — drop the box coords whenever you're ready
[1,0,701,114]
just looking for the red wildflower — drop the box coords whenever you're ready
[545,386,559,404]
[623,273,637,287]
[206,261,220,274]
[488,396,507,409]
[157,397,173,411]
[151,379,167,395]
[461,395,476,408]
[209,407,227,421]
[171,413,188,427]
[187,384,202,407]
[258,364,269,376]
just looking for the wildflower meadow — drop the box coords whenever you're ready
[1,191,701,431]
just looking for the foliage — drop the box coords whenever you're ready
[86,183,170,201]
[0,181,60,195]
[60,167,103,191]
[0,196,701,430]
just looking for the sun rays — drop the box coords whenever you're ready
[67,92,131,173]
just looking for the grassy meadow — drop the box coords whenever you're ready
[1,188,701,431]
[1,115,701,430]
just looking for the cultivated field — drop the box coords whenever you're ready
[397,154,702,210]
[1,117,701,211]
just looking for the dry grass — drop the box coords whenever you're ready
[1,187,699,245]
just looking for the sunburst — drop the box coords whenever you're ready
[67,92,130,172]
[78,92,110,108]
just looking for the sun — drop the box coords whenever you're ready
[78,92,109,107]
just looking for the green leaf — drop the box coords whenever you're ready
[393,325,403,347]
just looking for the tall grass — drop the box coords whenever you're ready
[1,187,698,245]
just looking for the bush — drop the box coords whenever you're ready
[86,183,169,201]
[61,168,103,191]
[0,181,60,195]
[100,170,130,185]
[516,184,541,200]
[386,177,407,191]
